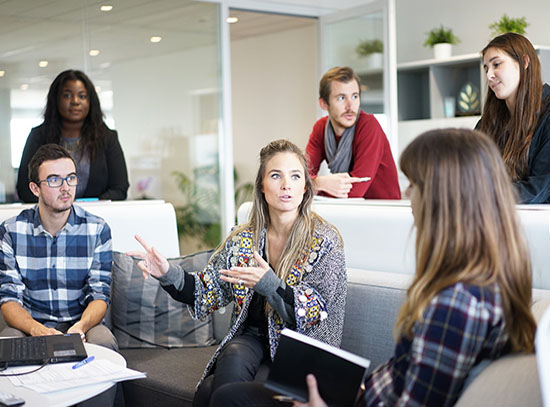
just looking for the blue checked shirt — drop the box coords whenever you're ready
[362,282,510,407]
[0,205,112,327]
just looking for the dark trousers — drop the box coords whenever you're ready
[210,381,290,407]
[193,332,270,407]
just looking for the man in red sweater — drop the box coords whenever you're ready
[306,67,401,199]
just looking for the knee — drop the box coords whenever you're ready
[85,325,119,351]
[0,326,26,338]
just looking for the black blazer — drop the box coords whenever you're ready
[16,124,130,202]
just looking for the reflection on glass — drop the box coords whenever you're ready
[0,0,223,252]
[322,12,385,115]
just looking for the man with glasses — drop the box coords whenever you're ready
[0,143,117,351]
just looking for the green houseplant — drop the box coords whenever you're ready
[489,14,528,36]
[355,39,383,57]
[424,25,460,47]
[172,166,253,250]
[355,39,383,70]
[424,25,460,59]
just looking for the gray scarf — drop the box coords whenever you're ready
[324,115,358,173]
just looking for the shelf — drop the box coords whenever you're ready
[397,52,480,70]
[397,54,483,121]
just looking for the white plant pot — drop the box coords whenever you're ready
[366,52,383,70]
[433,43,452,60]
[356,52,383,72]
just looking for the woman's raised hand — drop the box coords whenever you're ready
[219,251,270,288]
[126,234,169,279]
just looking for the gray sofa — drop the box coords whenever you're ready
[1,200,549,406]
[0,268,547,406]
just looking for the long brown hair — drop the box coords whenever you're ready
[481,33,542,181]
[214,139,323,282]
[398,128,535,352]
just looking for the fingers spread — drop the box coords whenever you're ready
[134,234,152,251]
[126,251,146,259]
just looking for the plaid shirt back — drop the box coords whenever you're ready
[362,282,509,407]
[0,205,112,326]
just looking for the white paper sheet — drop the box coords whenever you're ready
[7,359,146,394]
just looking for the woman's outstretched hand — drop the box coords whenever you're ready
[219,251,270,288]
[126,234,169,279]
[293,375,328,407]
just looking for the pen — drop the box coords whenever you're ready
[76,197,99,202]
[72,355,95,369]
[358,177,371,182]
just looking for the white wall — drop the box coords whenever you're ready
[231,24,318,187]
[396,0,550,63]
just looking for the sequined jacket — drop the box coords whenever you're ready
[165,217,347,387]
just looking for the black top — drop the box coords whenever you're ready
[16,124,130,202]
[477,83,550,203]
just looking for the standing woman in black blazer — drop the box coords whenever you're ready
[17,69,129,202]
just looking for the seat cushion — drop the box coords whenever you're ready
[121,346,217,407]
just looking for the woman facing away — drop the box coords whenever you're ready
[479,32,550,203]
[218,129,536,407]
[130,139,347,407]
[17,69,129,202]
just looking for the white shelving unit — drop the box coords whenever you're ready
[397,52,484,121]
[356,67,384,114]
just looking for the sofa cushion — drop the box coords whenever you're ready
[120,346,217,407]
[342,269,410,372]
[455,353,541,407]
[111,250,215,349]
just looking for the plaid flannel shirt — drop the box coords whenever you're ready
[0,205,112,327]
[362,282,509,407]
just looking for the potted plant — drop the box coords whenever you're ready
[424,25,460,60]
[489,14,528,36]
[355,39,383,69]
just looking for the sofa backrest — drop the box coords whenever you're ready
[238,201,550,290]
[0,200,180,257]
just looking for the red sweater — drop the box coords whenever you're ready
[306,111,401,199]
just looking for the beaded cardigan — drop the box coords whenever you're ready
[188,217,347,387]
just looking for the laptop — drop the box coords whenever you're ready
[0,333,87,367]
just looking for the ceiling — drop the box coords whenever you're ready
[0,0,366,92]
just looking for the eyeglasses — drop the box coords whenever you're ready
[37,175,79,188]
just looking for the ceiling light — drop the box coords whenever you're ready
[89,49,100,57]
[226,16,238,24]
[100,62,111,69]
[39,60,48,68]
[100,5,113,11]
[95,86,101,93]
[150,36,162,43]
[0,71,4,77]
[20,84,29,90]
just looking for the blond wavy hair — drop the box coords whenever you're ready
[397,128,535,352]
[214,139,324,313]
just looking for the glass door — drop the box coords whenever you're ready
[319,0,397,154]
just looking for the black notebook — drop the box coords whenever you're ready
[265,328,370,407]
[0,333,87,367]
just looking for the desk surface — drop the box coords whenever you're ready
[0,343,126,407]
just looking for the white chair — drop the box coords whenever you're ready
[537,306,550,407]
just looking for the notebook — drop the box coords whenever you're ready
[265,328,370,407]
[0,333,87,367]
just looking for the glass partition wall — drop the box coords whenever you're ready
[0,0,225,253]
